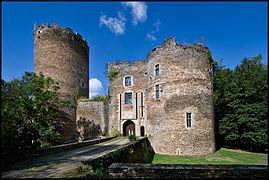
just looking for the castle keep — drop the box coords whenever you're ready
[33,24,89,142]
[34,24,215,155]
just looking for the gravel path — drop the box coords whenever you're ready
[2,137,130,178]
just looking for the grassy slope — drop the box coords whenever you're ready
[152,148,268,165]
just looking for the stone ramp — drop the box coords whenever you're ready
[1,137,130,178]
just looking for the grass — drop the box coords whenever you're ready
[152,148,268,165]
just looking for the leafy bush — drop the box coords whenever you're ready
[90,168,109,177]
[89,95,110,105]
[1,72,70,170]
[77,164,91,173]
[110,129,121,137]
[128,134,137,142]
[108,69,119,81]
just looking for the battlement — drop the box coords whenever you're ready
[108,59,147,70]
[109,37,210,70]
[147,37,209,60]
[33,23,89,51]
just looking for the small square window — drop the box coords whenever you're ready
[125,77,132,86]
[125,92,132,104]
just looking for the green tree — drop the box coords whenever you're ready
[1,72,70,168]
[214,54,268,152]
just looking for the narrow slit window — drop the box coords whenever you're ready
[155,85,160,100]
[125,92,132,104]
[186,113,192,127]
[83,67,87,73]
[155,64,160,76]
[81,82,85,88]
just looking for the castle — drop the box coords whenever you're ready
[33,24,215,155]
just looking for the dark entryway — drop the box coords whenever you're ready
[123,120,135,136]
[141,126,145,136]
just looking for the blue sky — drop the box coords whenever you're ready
[2,2,268,96]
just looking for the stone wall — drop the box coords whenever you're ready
[108,37,215,155]
[33,23,89,98]
[32,137,115,158]
[108,163,268,179]
[108,60,148,136]
[146,38,215,155]
[82,137,155,171]
[76,101,107,140]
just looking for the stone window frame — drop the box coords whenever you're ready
[124,91,133,105]
[154,84,161,100]
[155,64,160,76]
[123,75,133,88]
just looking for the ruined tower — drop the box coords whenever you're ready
[33,24,89,142]
[145,38,215,155]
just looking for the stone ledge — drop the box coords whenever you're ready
[108,163,268,179]
[82,137,154,170]
[32,136,115,157]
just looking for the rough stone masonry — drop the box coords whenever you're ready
[34,23,215,155]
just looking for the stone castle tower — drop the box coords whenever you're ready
[108,38,215,155]
[33,24,89,142]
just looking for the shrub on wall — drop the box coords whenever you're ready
[128,135,137,142]
[110,129,121,137]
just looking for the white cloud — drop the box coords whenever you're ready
[122,2,147,25]
[99,12,127,35]
[146,19,161,41]
[146,33,156,41]
[89,78,104,98]
[152,19,161,33]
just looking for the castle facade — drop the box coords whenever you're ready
[34,24,215,155]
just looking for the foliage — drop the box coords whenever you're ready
[152,148,267,165]
[206,47,214,63]
[213,54,267,152]
[90,168,109,177]
[89,95,110,105]
[1,72,70,167]
[128,134,137,142]
[108,69,119,81]
[110,129,121,137]
[77,164,92,174]
[74,86,84,100]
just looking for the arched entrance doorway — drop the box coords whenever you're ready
[123,120,135,136]
[141,126,145,136]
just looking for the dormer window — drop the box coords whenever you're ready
[124,76,132,87]
[155,64,160,76]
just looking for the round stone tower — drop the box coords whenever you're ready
[33,23,89,98]
[33,23,89,142]
[146,37,215,155]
